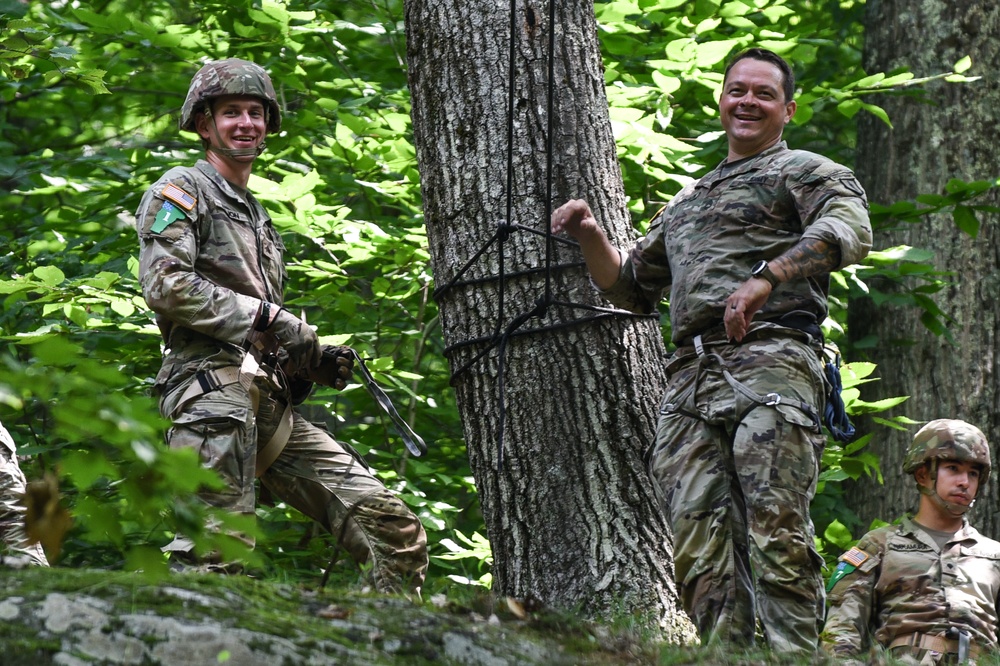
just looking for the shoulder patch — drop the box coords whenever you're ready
[150,201,186,234]
[826,560,856,592]
[161,182,197,211]
[840,546,871,568]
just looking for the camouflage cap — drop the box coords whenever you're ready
[179,59,281,134]
[903,418,991,482]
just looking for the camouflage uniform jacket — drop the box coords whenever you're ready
[136,160,285,391]
[822,515,1000,658]
[599,141,872,343]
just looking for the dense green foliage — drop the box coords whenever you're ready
[0,0,993,596]
[1,0,470,584]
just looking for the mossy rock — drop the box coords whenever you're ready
[0,568,660,665]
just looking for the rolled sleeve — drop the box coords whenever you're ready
[801,196,873,268]
[595,244,671,315]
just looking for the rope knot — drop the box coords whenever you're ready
[498,220,518,242]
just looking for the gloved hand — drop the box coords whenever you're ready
[303,345,355,390]
[268,308,321,375]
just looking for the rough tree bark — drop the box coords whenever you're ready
[403,0,694,638]
[849,0,1000,533]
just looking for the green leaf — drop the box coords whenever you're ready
[860,102,891,128]
[62,449,119,488]
[915,193,947,206]
[717,1,752,18]
[952,205,980,237]
[836,98,862,119]
[879,72,915,87]
[845,72,885,90]
[695,39,741,67]
[760,6,795,22]
[33,265,66,286]
[823,520,855,550]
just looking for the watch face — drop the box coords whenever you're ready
[752,260,767,275]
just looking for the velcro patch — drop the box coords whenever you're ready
[162,182,196,211]
[826,560,856,592]
[841,546,871,567]
[150,201,185,234]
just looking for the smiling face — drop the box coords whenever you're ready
[719,58,796,161]
[195,94,267,161]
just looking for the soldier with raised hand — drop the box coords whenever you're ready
[551,48,872,653]
[135,59,427,592]
[822,419,1000,664]
[0,421,48,567]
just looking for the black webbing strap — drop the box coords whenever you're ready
[351,350,427,457]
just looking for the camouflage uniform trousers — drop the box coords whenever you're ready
[647,327,827,653]
[160,367,427,593]
[885,646,973,665]
[0,426,49,567]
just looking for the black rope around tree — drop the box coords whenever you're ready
[432,0,658,469]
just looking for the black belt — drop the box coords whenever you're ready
[678,310,823,348]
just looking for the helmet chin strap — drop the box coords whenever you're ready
[918,460,974,516]
[920,483,973,516]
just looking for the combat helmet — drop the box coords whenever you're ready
[903,418,991,514]
[179,58,281,135]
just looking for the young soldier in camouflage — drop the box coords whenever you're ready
[135,59,427,592]
[552,48,871,653]
[822,419,1000,664]
[0,421,48,567]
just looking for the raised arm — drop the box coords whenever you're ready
[551,199,622,290]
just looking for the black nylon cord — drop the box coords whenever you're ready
[432,1,658,469]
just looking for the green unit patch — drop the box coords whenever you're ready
[151,201,185,234]
[826,560,857,592]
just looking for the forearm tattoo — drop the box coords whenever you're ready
[772,238,841,282]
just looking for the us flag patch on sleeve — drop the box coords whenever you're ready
[841,546,870,567]
[161,182,196,211]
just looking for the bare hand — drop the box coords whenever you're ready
[724,280,773,342]
[551,199,598,239]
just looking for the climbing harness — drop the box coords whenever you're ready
[662,333,822,431]
[168,344,426,476]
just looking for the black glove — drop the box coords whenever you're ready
[268,308,321,375]
[304,345,355,391]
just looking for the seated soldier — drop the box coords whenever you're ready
[822,419,1000,664]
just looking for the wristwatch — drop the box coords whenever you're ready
[750,260,779,288]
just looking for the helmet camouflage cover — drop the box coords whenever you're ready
[903,418,992,485]
[179,58,281,134]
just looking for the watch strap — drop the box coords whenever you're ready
[752,262,779,288]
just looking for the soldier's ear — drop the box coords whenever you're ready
[913,463,933,488]
[194,105,213,141]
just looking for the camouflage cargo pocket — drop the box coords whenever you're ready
[169,392,253,502]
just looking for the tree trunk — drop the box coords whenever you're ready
[404,0,694,638]
[850,0,1000,533]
